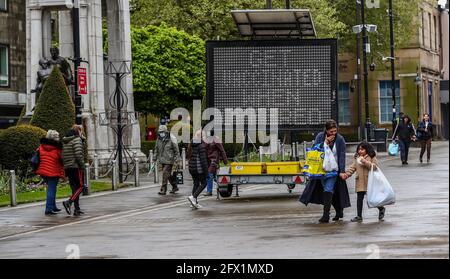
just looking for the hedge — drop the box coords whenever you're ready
[30,67,75,137]
[0,125,46,175]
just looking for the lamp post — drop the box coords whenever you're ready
[71,0,82,125]
[388,0,397,131]
[415,71,422,121]
[353,0,377,141]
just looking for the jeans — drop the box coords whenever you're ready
[43,176,59,212]
[321,176,337,193]
[398,140,411,163]
[206,173,215,193]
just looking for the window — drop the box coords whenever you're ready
[421,10,425,47]
[434,15,437,51]
[379,80,400,123]
[429,13,432,49]
[338,82,351,125]
[0,0,6,11]
[0,45,9,86]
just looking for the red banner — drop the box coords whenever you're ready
[78,67,87,95]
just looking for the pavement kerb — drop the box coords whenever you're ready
[0,181,161,212]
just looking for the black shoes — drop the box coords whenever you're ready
[419,158,423,163]
[45,210,58,215]
[203,192,213,196]
[169,187,179,194]
[73,209,85,216]
[319,192,333,223]
[53,207,62,212]
[62,200,72,215]
[332,211,343,221]
[158,191,166,195]
[351,216,363,222]
[378,207,386,220]
[402,161,408,165]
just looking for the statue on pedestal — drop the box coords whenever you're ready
[31,58,52,103]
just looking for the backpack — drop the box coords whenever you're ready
[30,148,41,171]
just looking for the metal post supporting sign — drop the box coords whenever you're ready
[78,67,87,95]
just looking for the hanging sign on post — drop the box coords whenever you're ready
[78,67,87,95]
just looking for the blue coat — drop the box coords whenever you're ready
[314,132,346,173]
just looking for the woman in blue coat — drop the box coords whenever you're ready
[300,119,351,223]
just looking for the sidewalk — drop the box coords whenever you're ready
[0,141,447,240]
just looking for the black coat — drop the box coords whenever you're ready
[188,142,209,175]
[299,177,351,209]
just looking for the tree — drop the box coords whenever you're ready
[132,24,206,117]
[130,0,346,40]
[30,67,76,137]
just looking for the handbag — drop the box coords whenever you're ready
[367,165,396,208]
[30,148,40,171]
[388,141,399,156]
[174,170,184,184]
[303,144,326,179]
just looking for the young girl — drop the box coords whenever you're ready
[344,141,385,222]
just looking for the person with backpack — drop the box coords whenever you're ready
[35,130,64,215]
[61,125,86,216]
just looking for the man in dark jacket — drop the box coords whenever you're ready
[204,130,228,196]
[393,114,416,165]
[154,125,180,195]
[61,125,85,216]
[300,119,350,223]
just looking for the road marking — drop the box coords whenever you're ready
[0,184,272,241]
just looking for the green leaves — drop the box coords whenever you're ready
[132,24,206,116]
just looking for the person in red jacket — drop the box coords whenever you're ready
[35,130,65,215]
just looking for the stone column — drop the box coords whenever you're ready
[41,9,52,58]
[58,10,73,59]
[28,7,43,114]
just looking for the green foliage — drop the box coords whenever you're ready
[132,24,206,117]
[141,140,157,156]
[0,125,46,176]
[30,67,75,137]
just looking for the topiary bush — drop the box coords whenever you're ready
[0,125,46,176]
[30,67,75,137]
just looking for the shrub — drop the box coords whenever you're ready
[30,67,75,137]
[141,141,157,157]
[0,125,46,176]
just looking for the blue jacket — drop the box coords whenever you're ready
[314,132,346,174]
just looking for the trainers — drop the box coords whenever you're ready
[419,158,423,163]
[73,209,85,216]
[187,195,198,208]
[158,191,166,195]
[203,192,213,196]
[62,200,72,215]
[351,216,363,222]
[195,203,203,209]
[45,210,58,215]
[53,207,62,212]
[169,187,179,194]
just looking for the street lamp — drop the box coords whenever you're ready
[415,71,422,121]
[71,0,82,125]
[353,0,377,141]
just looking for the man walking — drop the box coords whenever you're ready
[154,125,181,195]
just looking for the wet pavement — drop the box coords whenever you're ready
[0,142,448,258]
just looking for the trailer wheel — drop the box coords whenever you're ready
[218,184,233,198]
[287,184,295,193]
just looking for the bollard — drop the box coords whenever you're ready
[149,150,154,173]
[134,158,140,187]
[259,146,263,162]
[9,170,17,207]
[295,142,299,161]
[182,147,186,170]
[291,144,294,161]
[94,153,99,180]
[112,160,117,191]
[154,161,159,183]
[84,163,91,195]
[281,143,284,161]
[303,141,307,160]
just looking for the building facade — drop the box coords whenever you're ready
[0,0,26,129]
[337,0,448,140]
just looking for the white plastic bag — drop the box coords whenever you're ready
[322,143,338,172]
[367,165,396,208]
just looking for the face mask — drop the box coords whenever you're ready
[159,132,166,137]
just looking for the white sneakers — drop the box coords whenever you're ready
[187,195,201,209]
